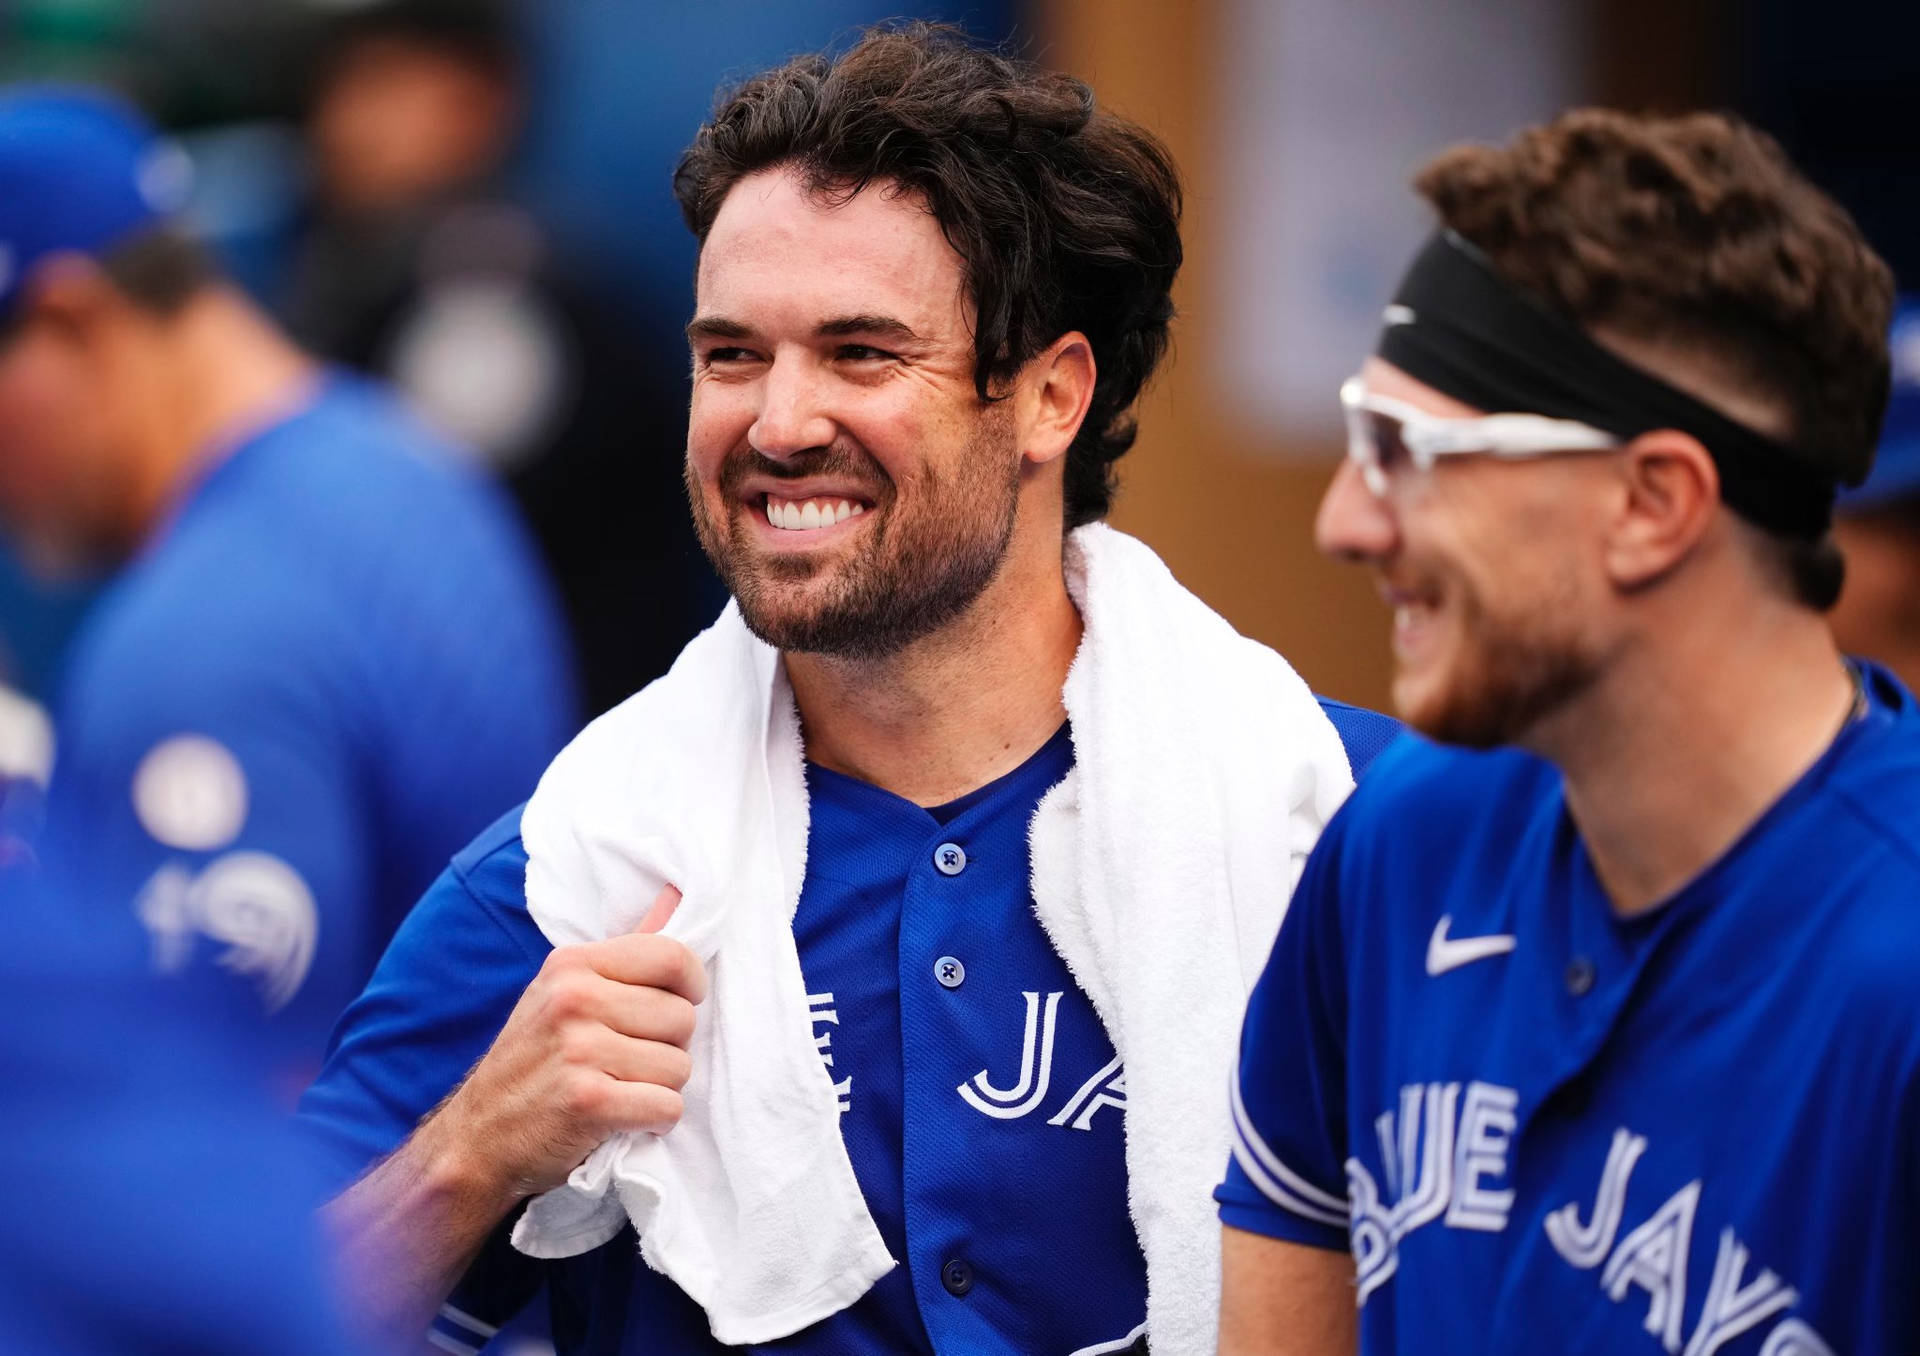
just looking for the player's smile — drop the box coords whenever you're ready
[1379,579,1447,667]
[762,493,867,532]
[734,474,879,547]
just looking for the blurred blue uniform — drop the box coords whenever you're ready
[0,878,356,1353]
[42,373,576,1094]
[301,700,1398,1353]
[1221,664,1920,1353]
[1838,296,1920,512]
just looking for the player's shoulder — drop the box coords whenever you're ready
[1330,731,1559,842]
[1312,695,1403,780]
[447,801,534,914]
[199,373,530,563]
[121,375,566,688]
[1822,663,1920,866]
[1301,734,1561,931]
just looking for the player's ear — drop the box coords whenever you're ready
[1601,429,1720,591]
[1018,330,1096,468]
[18,254,129,353]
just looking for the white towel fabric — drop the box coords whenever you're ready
[511,523,1354,1352]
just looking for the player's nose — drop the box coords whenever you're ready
[1315,458,1400,563]
[748,354,837,461]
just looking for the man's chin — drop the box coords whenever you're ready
[1394,667,1512,750]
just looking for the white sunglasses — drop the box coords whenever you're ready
[1339,376,1622,496]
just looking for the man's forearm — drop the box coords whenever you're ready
[1218,1226,1358,1356]
[323,1108,522,1348]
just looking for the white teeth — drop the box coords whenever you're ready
[765,495,868,531]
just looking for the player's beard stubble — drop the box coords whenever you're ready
[687,408,1022,660]
[1403,561,1604,750]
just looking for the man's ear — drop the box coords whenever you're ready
[1603,429,1721,591]
[1018,331,1096,468]
[18,254,125,351]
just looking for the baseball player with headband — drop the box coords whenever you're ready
[1218,109,1919,1353]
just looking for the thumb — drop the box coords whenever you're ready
[636,883,682,934]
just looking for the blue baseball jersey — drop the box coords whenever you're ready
[0,877,352,1353]
[40,373,576,1095]
[303,699,1396,1354]
[1221,663,1920,1355]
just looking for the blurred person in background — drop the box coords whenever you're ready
[0,876,361,1353]
[285,0,715,716]
[1830,297,1920,689]
[0,86,576,1100]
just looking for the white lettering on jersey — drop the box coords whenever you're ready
[1444,1081,1519,1231]
[1547,1127,1648,1267]
[1538,1123,1829,1355]
[1682,1231,1799,1356]
[1346,1080,1515,1304]
[806,993,852,1114]
[135,850,317,1011]
[959,990,1062,1119]
[1756,1320,1835,1356]
[1049,1053,1127,1131]
[1601,1179,1700,1352]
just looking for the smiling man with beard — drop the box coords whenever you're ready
[1217,111,1920,1355]
[302,24,1397,1356]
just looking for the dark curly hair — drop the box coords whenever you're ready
[672,22,1184,529]
[1413,109,1894,610]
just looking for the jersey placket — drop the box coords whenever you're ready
[896,795,1032,1352]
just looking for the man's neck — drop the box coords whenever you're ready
[1529,596,1857,917]
[786,536,1083,807]
[119,289,317,550]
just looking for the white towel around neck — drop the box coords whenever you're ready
[512,523,1355,1351]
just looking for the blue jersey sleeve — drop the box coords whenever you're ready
[1316,696,1402,781]
[299,804,553,1333]
[301,804,547,1182]
[1216,806,1354,1252]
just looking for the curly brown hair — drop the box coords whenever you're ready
[1414,108,1894,608]
[672,22,1183,529]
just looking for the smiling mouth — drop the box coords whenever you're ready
[1377,580,1444,659]
[762,493,870,531]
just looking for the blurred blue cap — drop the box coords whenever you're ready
[0,86,192,320]
[1841,297,1920,513]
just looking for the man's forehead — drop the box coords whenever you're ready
[694,167,965,325]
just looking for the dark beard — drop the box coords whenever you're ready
[687,420,1022,660]
[1412,585,1602,749]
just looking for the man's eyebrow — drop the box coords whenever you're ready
[686,315,753,344]
[817,315,923,344]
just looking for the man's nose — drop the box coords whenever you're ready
[1315,459,1400,563]
[748,355,837,460]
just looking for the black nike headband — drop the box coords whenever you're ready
[1375,230,1846,540]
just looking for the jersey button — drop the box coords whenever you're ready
[933,842,967,876]
[940,1257,974,1297]
[935,955,966,989]
[1564,956,1596,996]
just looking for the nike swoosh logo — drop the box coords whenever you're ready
[1425,915,1516,976]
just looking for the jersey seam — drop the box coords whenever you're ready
[447,844,549,968]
